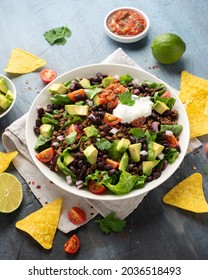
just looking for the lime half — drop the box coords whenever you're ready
[151,33,186,64]
[0,173,23,213]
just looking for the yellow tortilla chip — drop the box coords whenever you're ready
[16,198,62,249]
[163,173,208,213]
[4,48,46,74]
[0,151,18,173]
[179,70,208,138]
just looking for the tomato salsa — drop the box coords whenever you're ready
[107,9,146,36]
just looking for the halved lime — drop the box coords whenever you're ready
[0,173,23,213]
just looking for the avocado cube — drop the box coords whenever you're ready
[119,152,129,171]
[152,142,164,158]
[83,144,98,165]
[83,125,98,137]
[63,152,74,166]
[6,90,14,101]
[0,78,8,94]
[152,100,169,114]
[128,143,142,162]
[117,138,131,153]
[65,104,89,116]
[79,78,91,89]
[93,94,102,106]
[142,160,160,176]
[49,83,68,94]
[40,124,52,138]
[0,93,12,110]
[102,76,114,88]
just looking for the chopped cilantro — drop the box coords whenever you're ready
[98,212,126,234]
[43,26,72,45]
[119,74,133,85]
[96,138,111,150]
[119,91,135,106]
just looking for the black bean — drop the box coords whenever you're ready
[69,166,77,174]
[33,126,40,135]
[78,160,84,167]
[97,162,104,170]
[108,169,117,176]
[104,164,112,171]
[147,176,153,182]
[35,118,42,127]
[37,107,45,118]
[153,171,161,180]
[163,147,170,153]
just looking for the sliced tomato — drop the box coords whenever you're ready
[105,158,119,169]
[88,180,106,195]
[64,234,80,254]
[166,134,178,148]
[103,113,121,126]
[67,89,86,102]
[68,207,87,225]
[66,124,83,140]
[36,147,54,163]
[161,91,171,98]
[40,69,57,83]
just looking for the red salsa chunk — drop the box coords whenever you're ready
[107,9,146,36]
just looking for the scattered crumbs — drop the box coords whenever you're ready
[152,65,159,69]
[28,181,31,184]
[90,212,94,216]
[193,166,197,170]
[32,181,35,185]
[194,148,200,154]
[188,147,193,152]
[90,205,94,208]
[36,185,41,189]
[45,201,48,204]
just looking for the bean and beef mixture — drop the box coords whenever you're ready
[33,73,183,195]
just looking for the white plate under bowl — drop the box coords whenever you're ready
[26,63,190,201]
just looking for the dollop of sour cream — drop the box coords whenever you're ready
[113,95,153,123]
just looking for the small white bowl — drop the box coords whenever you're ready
[104,7,150,43]
[0,74,16,118]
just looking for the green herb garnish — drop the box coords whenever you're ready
[43,26,72,45]
[98,212,126,234]
[119,91,135,106]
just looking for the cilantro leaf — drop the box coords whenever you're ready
[130,128,145,139]
[119,74,133,85]
[96,138,111,150]
[119,91,135,106]
[43,26,72,45]
[98,212,127,234]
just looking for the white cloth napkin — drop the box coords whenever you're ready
[2,48,201,233]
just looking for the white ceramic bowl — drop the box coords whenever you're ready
[0,74,16,118]
[26,63,190,201]
[104,7,150,43]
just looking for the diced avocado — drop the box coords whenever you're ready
[5,90,14,101]
[0,78,8,94]
[93,94,102,105]
[65,104,89,115]
[83,125,98,137]
[160,124,183,136]
[63,152,74,166]
[142,160,160,176]
[152,142,164,158]
[128,143,142,162]
[40,124,52,138]
[49,83,68,94]
[102,76,114,88]
[117,138,131,153]
[79,78,91,89]
[83,144,98,165]
[152,100,169,114]
[0,93,12,110]
[119,152,129,171]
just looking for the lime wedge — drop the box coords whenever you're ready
[0,173,23,213]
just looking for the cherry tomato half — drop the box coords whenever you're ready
[66,124,83,140]
[68,207,87,225]
[40,69,57,84]
[88,180,106,195]
[64,234,80,254]
[166,134,178,148]
[161,91,171,98]
[36,147,54,163]
[103,113,121,126]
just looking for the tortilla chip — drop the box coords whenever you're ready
[16,198,62,249]
[4,48,46,74]
[163,173,208,213]
[0,151,18,173]
[179,70,208,138]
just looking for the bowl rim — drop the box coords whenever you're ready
[26,63,190,201]
[104,6,150,43]
[0,74,16,118]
